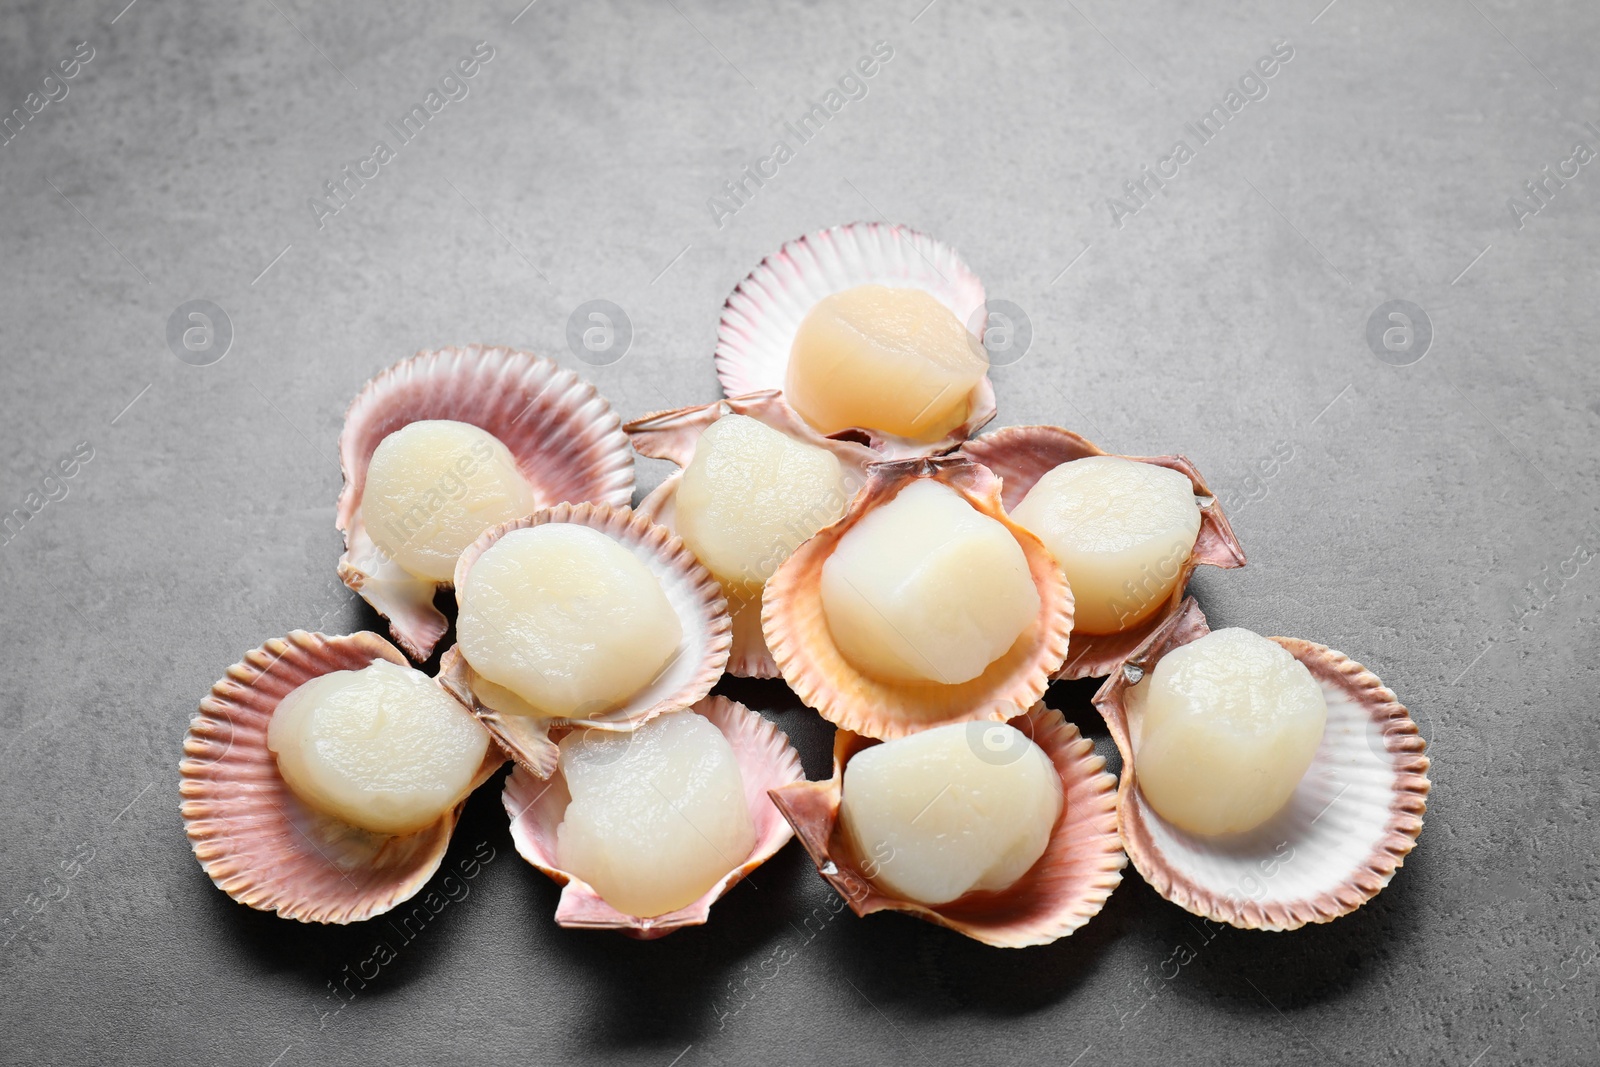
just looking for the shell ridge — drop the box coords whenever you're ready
[1093,600,1430,930]
[446,503,731,774]
[503,697,804,937]
[179,630,500,924]
[714,222,992,458]
[763,457,1074,739]
[626,392,879,679]
[769,705,1124,947]
[961,427,1244,679]
[335,345,636,659]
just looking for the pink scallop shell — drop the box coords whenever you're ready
[1093,597,1431,930]
[960,424,1246,680]
[179,630,506,924]
[627,390,880,679]
[500,696,805,938]
[336,345,635,661]
[769,704,1124,948]
[440,502,731,779]
[762,454,1075,740]
[715,222,994,459]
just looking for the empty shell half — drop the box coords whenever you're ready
[762,454,1074,739]
[769,704,1123,947]
[715,222,995,458]
[961,424,1245,680]
[180,630,505,923]
[440,501,731,779]
[626,389,881,678]
[336,344,634,661]
[501,697,805,938]
[1092,597,1430,930]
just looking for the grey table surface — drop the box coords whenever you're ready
[2,0,1597,1064]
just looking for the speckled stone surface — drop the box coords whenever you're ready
[2,1,1597,1064]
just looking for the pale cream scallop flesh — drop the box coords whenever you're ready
[1133,627,1327,836]
[361,420,540,583]
[1009,455,1202,636]
[556,711,756,917]
[839,721,1062,906]
[820,479,1039,686]
[266,659,490,836]
[456,524,683,720]
[786,285,988,444]
[674,413,849,594]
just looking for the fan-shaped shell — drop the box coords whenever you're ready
[627,390,880,679]
[762,455,1074,739]
[1092,598,1430,930]
[336,345,635,660]
[960,424,1246,680]
[179,630,505,924]
[441,502,731,779]
[715,222,994,458]
[501,697,805,938]
[769,704,1123,947]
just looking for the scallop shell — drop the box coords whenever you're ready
[1092,597,1430,930]
[179,630,506,924]
[960,424,1246,680]
[336,345,635,661]
[500,696,805,938]
[627,390,881,679]
[762,454,1074,740]
[769,704,1123,947]
[440,501,731,779]
[715,222,995,458]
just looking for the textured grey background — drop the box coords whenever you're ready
[1,0,1597,1064]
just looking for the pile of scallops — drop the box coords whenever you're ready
[181,223,1430,944]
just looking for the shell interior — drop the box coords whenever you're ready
[769,704,1124,948]
[1093,597,1430,930]
[179,630,505,924]
[628,390,880,679]
[501,696,805,938]
[960,423,1246,680]
[761,454,1075,740]
[336,345,635,660]
[444,501,732,778]
[714,222,995,458]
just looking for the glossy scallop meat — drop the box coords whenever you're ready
[439,501,731,779]
[336,345,634,660]
[962,424,1244,680]
[627,390,880,678]
[762,455,1074,740]
[502,697,804,938]
[770,704,1123,947]
[1093,598,1430,930]
[180,630,504,923]
[715,222,995,458]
